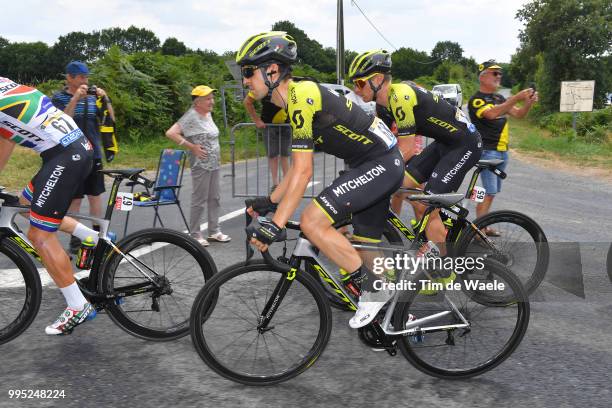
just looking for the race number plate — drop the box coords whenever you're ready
[470,186,486,202]
[115,192,134,211]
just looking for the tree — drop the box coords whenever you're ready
[271,21,335,73]
[515,0,612,110]
[0,37,9,48]
[0,42,55,83]
[100,26,160,54]
[391,47,434,80]
[51,31,103,66]
[161,37,188,56]
[431,41,464,64]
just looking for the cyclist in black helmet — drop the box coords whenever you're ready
[239,32,405,329]
[350,50,483,259]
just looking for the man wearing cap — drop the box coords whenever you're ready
[165,85,231,246]
[468,60,538,228]
[52,61,115,253]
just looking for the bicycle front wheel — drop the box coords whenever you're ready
[393,259,530,379]
[456,210,549,295]
[101,228,217,341]
[190,261,332,385]
[0,239,42,344]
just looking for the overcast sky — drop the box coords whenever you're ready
[3,0,531,63]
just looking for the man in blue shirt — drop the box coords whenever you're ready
[52,61,115,253]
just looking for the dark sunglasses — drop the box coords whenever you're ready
[241,65,258,79]
[491,71,503,77]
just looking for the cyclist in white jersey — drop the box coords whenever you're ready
[0,77,100,335]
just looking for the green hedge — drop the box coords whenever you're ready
[530,106,612,144]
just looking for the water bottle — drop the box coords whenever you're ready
[76,236,95,270]
[107,231,117,243]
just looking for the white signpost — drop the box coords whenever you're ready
[560,80,595,132]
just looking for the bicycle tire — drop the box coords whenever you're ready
[607,243,612,284]
[307,220,403,311]
[100,228,216,341]
[0,238,42,344]
[455,210,549,296]
[190,262,332,385]
[393,258,530,379]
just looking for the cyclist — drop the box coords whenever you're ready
[0,77,100,335]
[237,32,404,329]
[350,50,483,256]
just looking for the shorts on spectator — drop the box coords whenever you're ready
[479,149,509,196]
[263,125,292,158]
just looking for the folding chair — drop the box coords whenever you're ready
[123,149,190,237]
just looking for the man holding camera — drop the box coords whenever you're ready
[52,61,115,253]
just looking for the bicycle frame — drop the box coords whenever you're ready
[0,172,165,305]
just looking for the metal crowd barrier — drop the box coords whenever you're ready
[230,123,345,198]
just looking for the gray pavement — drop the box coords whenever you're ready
[1,152,611,408]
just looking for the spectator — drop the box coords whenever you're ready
[468,60,538,233]
[52,61,115,253]
[165,85,231,246]
[243,91,291,191]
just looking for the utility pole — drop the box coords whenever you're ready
[336,0,345,85]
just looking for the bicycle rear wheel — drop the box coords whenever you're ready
[100,228,216,341]
[393,259,529,379]
[190,262,332,385]
[455,210,549,295]
[0,239,42,344]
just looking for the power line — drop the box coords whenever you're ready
[350,1,439,65]
[350,0,397,51]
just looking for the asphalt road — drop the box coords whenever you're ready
[1,150,611,408]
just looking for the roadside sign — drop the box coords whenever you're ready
[560,80,595,112]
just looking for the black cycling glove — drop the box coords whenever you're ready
[245,196,278,216]
[246,217,286,245]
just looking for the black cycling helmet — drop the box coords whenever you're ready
[348,50,392,81]
[236,31,297,67]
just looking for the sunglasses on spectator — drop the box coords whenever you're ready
[491,71,503,77]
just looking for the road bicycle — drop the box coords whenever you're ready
[310,158,549,311]
[190,197,530,385]
[0,168,216,345]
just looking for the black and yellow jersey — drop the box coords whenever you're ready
[382,83,477,144]
[468,91,508,151]
[248,91,287,124]
[287,80,396,166]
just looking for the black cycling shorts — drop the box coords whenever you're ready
[314,147,404,242]
[405,131,482,194]
[74,157,105,198]
[22,139,93,232]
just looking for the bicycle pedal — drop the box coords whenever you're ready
[385,345,397,356]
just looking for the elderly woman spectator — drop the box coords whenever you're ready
[165,85,231,246]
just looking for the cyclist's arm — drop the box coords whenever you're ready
[271,151,313,228]
[397,135,416,161]
[0,138,16,173]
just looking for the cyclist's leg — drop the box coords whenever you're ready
[26,143,95,334]
[417,136,483,249]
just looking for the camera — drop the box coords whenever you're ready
[87,85,97,96]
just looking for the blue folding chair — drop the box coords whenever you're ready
[123,149,190,236]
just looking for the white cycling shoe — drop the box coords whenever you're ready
[348,289,392,329]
